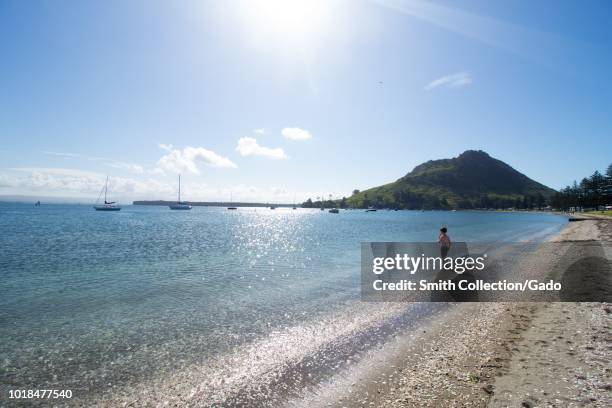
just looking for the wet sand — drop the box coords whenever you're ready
[332,218,611,407]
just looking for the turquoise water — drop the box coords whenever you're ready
[0,203,567,404]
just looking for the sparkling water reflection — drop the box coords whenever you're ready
[0,204,567,404]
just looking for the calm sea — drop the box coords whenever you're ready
[0,203,567,404]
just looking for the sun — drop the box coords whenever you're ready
[243,0,330,38]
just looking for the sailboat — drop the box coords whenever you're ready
[169,174,192,210]
[328,194,339,213]
[227,193,237,210]
[94,176,121,211]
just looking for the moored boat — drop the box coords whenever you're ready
[227,193,237,210]
[94,177,121,211]
[169,175,192,210]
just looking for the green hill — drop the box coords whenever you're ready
[345,150,555,210]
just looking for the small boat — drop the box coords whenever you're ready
[170,203,192,210]
[365,207,377,212]
[327,195,339,213]
[94,177,121,211]
[270,205,277,210]
[317,194,325,210]
[35,200,41,207]
[169,174,192,210]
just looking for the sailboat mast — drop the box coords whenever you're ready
[178,174,181,203]
[104,176,108,203]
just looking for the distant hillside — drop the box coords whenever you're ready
[345,150,555,210]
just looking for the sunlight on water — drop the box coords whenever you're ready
[0,204,567,404]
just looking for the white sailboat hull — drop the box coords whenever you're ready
[94,205,121,211]
[169,204,192,210]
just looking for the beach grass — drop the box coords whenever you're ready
[584,210,612,217]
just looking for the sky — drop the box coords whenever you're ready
[1,0,611,203]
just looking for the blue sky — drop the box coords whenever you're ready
[1,0,611,202]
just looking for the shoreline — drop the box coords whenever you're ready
[3,214,608,407]
[327,218,611,407]
[72,217,609,407]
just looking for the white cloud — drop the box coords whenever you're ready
[6,167,111,195]
[0,168,342,203]
[282,127,312,141]
[106,162,144,174]
[0,173,17,188]
[2,167,173,199]
[10,167,100,178]
[236,137,288,160]
[148,167,165,176]
[42,151,145,174]
[42,151,92,159]
[425,72,472,90]
[155,145,237,174]
[254,128,266,135]
[156,150,197,174]
[185,184,322,204]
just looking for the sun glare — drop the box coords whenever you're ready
[244,0,330,37]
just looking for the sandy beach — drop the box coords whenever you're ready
[321,218,611,408]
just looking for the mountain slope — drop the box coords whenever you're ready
[346,150,555,209]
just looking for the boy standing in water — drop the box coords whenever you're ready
[438,227,451,259]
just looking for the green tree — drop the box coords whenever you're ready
[362,193,371,209]
[590,171,605,208]
[536,193,546,210]
[605,163,612,199]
